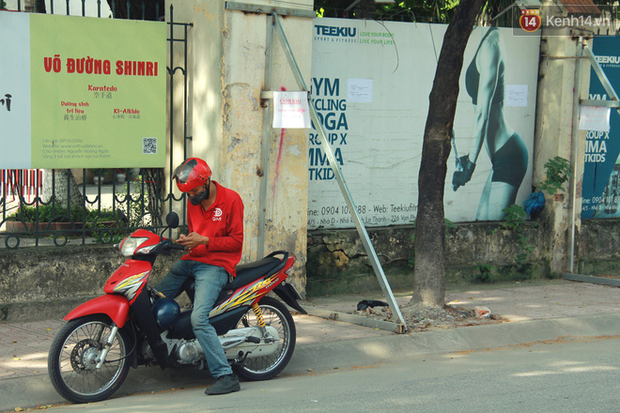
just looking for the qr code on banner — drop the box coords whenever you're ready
[142,137,157,154]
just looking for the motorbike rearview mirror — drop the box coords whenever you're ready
[160,211,180,239]
[166,212,179,229]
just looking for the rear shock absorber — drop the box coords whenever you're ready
[251,302,266,328]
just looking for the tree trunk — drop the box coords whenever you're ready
[41,170,84,209]
[24,0,45,12]
[409,0,485,307]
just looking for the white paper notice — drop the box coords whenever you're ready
[347,78,373,103]
[505,84,528,107]
[272,91,311,129]
[579,105,611,132]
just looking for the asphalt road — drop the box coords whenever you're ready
[40,335,620,413]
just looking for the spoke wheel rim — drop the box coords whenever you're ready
[239,304,290,374]
[58,321,126,397]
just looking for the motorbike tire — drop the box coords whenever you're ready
[48,315,132,403]
[232,296,296,381]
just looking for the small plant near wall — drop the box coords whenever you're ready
[539,156,572,196]
[524,156,572,217]
[475,263,494,283]
[500,157,570,268]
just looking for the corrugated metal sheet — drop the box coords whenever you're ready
[558,0,601,15]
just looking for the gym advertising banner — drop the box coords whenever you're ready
[0,11,166,169]
[309,19,540,229]
[581,36,620,219]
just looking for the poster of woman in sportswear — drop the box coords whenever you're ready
[452,27,529,220]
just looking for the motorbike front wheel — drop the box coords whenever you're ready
[232,296,296,381]
[48,315,132,403]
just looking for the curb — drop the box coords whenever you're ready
[288,312,620,374]
[303,305,404,333]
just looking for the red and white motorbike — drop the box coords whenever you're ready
[48,212,306,403]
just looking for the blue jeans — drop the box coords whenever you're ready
[155,259,232,378]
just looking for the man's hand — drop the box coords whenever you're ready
[177,232,209,251]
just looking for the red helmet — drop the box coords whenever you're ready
[173,158,212,193]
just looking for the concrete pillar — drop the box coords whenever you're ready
[534,20,590,275]
[165,2,226,220]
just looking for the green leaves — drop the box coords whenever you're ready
[501,204,527,231]
[502,204,532,267]
[539,156,572,196]
[8,204,117,224]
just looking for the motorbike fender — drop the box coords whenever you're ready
[273,282,307,314]
[64,294,130,328]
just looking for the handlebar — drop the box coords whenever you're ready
[155,238,186,253]
[161,238,186,250]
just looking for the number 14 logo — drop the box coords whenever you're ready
[520,9,541,32]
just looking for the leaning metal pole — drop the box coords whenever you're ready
[257,13,275,259]
[272,13,407,331]
[583,43,620,113]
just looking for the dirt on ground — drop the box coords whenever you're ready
[353,301,504,331]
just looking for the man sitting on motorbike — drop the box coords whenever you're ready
[156,157,244,395]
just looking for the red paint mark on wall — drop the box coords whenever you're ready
[272,86,287,198]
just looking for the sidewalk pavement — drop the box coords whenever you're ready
[2,279,620,411]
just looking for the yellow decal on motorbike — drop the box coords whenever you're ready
[114,271,150,297]
[209,274,280,317]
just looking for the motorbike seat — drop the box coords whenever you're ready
[224,256,285,290]
[180,252,289,299]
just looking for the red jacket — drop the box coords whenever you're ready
[181,181,244,277]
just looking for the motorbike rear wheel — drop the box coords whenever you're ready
[48,315,131,403]
[232,296,296,381]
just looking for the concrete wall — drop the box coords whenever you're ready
[0,245,181,322]
[578,219,620,274]
[3,218,618,322]
[307,221,550,296]
[306,217,620,296]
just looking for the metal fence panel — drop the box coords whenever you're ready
[0,1,189,248]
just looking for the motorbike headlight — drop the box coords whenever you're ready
[120,236,149,256]
[136,244,158,255]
